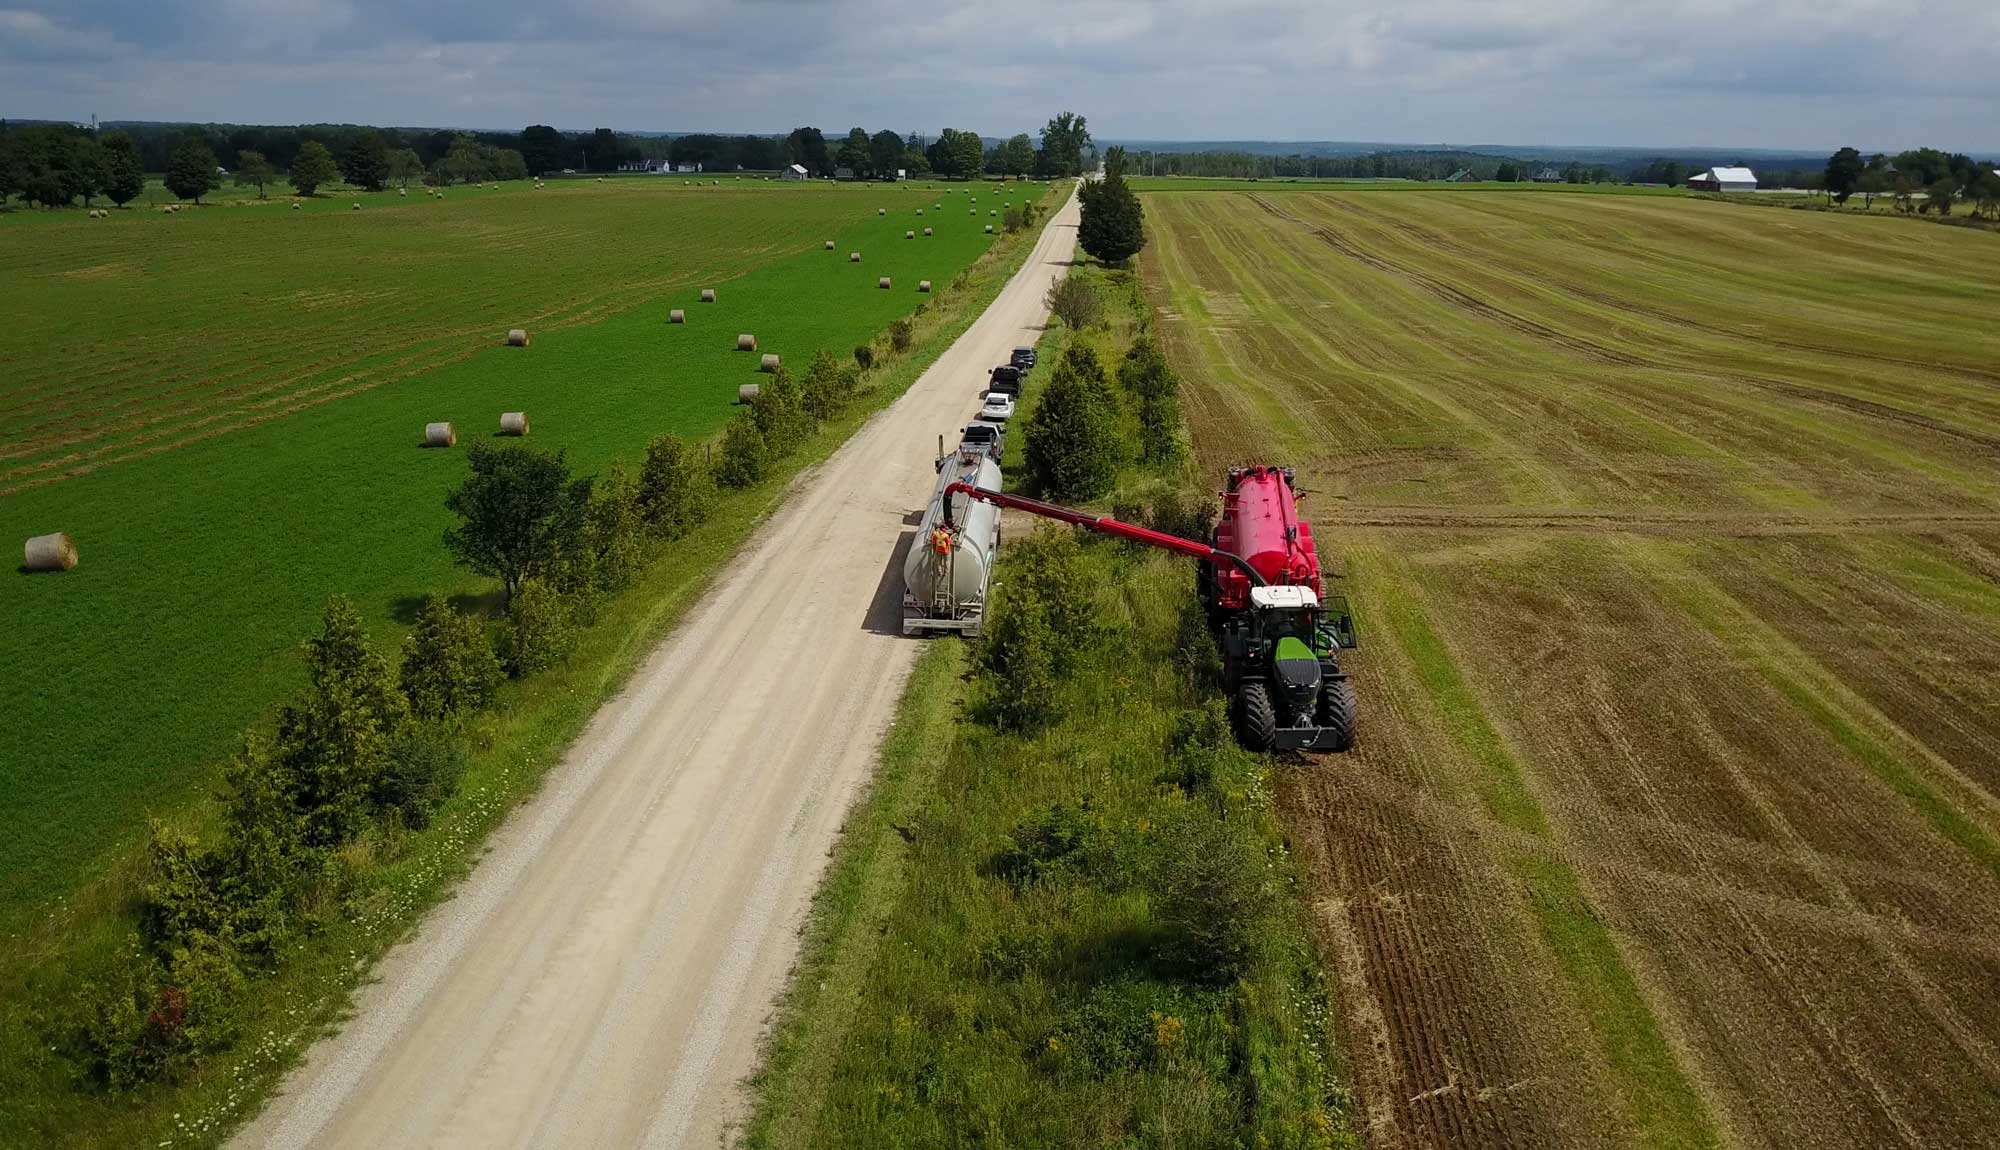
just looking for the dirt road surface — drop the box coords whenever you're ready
[236,192,1081,1150]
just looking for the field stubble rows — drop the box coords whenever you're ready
[1142,189,2000,1149]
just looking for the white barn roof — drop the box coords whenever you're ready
[1707,166,1756,183]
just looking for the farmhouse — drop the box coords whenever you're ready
[1531,167,1563,183]
[1687,166,1757,192]
[832,166,857,180]
[1443,168,1477,183]
[781,163,809,180]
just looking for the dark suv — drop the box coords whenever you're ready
[987,364,1023,397]
[1010,346,1037,370]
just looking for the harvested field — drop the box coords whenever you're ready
[1142,188,2000,1149]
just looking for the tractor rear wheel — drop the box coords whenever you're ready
[1317,677,1357,752]
[1233,680,1278,751]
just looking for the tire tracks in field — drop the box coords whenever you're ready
[1325,506,2000,537]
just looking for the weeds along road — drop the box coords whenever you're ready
[236,191,1082,1150]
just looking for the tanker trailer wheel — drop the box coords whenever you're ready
[1316,677,1358,753]
[1233,681,1278,751]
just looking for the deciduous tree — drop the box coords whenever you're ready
[442,442,594,603]
[340,130,390,191]
[233,150,275,198]
[1823,146,1863,204]
[288,139,337,197]
[1078,170,1145,264]
[165,137,221,203]
[1039,111,1091,177]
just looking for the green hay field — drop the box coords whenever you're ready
[1142,187,2000,1148]
[0,177,1044,926]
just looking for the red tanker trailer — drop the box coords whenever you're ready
[940,464,1357,752]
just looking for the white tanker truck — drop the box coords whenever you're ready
[902,443,1002,636]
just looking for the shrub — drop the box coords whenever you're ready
[500,579,575,676]
[992,802,1106,887]
[587,462,647,592]
[750,366,812,444]
[714,411,768,489]
[888,316,915,352]
[399,593,503,722]
[64,931,246,1090]
[1007,531,1099,673]
[637,432,709,540]
[1045,274,1102,331]
[1159,699,1231,797]
[853,344,875,371]
[1149,810,1276,985]
[801,348,858,422]
[373,724,468,829]
[981,578,1057,732]
[1147,486,1213,545]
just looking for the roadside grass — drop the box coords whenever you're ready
[743,248,1358,1148]
[0,183,1066,1150]
[0,177,1046,930]
[743,547,1356,1150]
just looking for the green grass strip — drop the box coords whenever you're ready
[1366,557,1723,1150]
[1664,568,2000,882]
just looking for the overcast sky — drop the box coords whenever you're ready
[4,1,1996,152]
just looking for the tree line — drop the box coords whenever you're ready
[1820,147,2000,218]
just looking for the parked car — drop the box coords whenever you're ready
[1010,346,1037,370]
[987,364,1023,396]
[979,392,1016,422]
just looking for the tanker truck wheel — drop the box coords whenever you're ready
[1233,681,1278,752]
[1316,677,1357,753]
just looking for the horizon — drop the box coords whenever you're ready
[4,2,1996,155]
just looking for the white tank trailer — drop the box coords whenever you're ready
[903,447,1002,636]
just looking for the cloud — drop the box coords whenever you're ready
[1,0,1994,150]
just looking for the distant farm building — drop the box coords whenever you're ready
[833,166,857,181]
[1687,166,1758,192]
[782,164,809,180]
[1443,168,1477,183]
[1531,167,1563,183]
[617,160,661,173]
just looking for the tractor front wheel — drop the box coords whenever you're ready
[1317,677,1357,753]
[1233,680,1278,751]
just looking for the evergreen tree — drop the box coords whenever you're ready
[164,138,221,203]
[398,594,504,722]
[288,140,337,197]
[274,598,409,846]
[100,132,146,207]
[1078,171,1145,265]
[1023,350,1120,501]
[637,433,709,539]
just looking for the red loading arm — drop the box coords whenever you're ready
[940,481,1266,587]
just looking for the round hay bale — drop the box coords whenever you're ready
[824,240,835,249]
[737,333,757,351]
[916,208,924,216]
[849,251,861,262]
[399,188,407,196]
[23,532,77,573]
[292,203,300,210]
[500,411,529,436]
[738,384,761,404]
[991,209,998,216]
[423,422,456,448]
[352,202,360,210]
[878,208,886,215]
[985,224,994,233]
[969,209,975,215]
[878,276,892,289]
[919,280,932,293]
[906,230,915,239]
[700,288,717,303]
[760,353,781,373]
[506,328,530,347]
[923,227,933,236]
[669,308,686,324]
